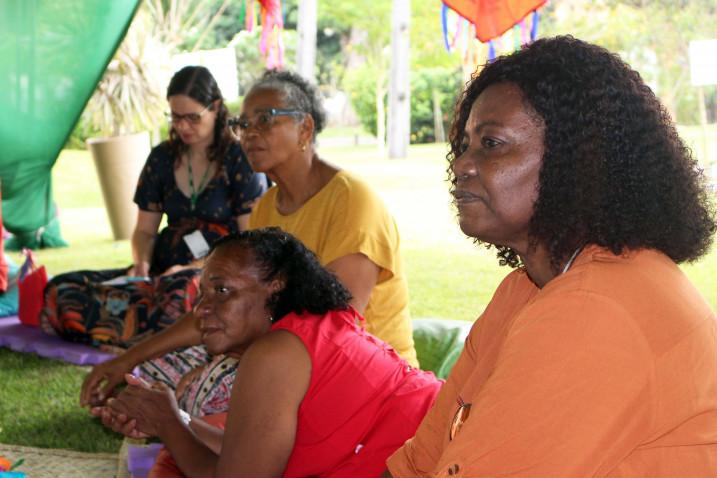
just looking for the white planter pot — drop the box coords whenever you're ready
[87,132,150,240]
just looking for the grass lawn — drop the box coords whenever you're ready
[0,349,121,452]
[2,127,717,453]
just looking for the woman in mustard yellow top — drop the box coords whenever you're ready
[243,71,414,360]
[80,71,417,413]
[385,36,717,477]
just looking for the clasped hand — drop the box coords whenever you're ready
[92,374,181,439]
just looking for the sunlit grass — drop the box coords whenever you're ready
[0,349,120,453]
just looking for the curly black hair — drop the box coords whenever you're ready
[245,69,327,142]
[211,227,351,321]
[448,35,715,270]
[166,65,235,165]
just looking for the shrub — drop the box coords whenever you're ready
[344,65,381,136]
[410,68,463,143]
[64,118,100,150]
[345,66,463,144]
[230,29,297,96]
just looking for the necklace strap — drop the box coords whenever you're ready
[187,150,211,211]
[561,246,583,274]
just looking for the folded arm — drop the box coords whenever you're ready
[147,330,312,478]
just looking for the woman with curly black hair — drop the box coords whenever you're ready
[99,227,440,478]
[386,36,717,477]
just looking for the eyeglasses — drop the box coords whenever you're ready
[166,103,212,125]
[449,397,471,441]
[229,108,305,135]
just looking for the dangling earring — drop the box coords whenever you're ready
[300,143,307,152]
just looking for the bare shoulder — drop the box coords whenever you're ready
[239,330,311,375]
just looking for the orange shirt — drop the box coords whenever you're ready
[388,246,717,477]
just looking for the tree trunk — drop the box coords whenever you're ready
[432,87,445,143]
[388,0,410,158]
[296,0,317,82]
[376,74,386,156]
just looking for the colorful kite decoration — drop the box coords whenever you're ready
[441,0,546,77]
[239,0,285,69]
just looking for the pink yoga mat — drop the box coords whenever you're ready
[0,316,116,365]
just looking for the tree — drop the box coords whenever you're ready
[541,0,717,124]
[410,1,461,70]
[320,0,462,149]
[318,0,392,152]
[410,1,462,142]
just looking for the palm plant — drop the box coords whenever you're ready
[84,0,230,137]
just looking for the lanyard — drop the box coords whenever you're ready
[187,151,211,211]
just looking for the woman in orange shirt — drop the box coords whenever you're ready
[385,36,717,477]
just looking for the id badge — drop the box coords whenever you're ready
[182,230,210,259]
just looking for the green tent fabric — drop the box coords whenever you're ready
[0,0,141,249]
[0,261,20,317]
[413,318,473,379]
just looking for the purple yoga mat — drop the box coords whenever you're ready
[0,316,117,365]
[127,443,164,478]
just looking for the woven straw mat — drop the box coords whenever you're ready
[0,443,118,477]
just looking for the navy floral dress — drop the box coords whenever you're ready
[40,142,267,348]
[135,142,266,275]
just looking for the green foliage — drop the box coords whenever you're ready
[276,0,350,89]
[410,68,463,143]
[540,0,717,125]
[318,0,462,142]
[225,97,243,115]
[319,0,393,102]
[315,24,348,90]
[64,118,101,150]
[344,64,381,136]
[316,0,460,75]
[410,0,462,69]
[176,0,245,51]
[344,65,462,143]
[82,5,168,137]
[319,0,391,56]
[0,348,122,453]
[230,29,297,96]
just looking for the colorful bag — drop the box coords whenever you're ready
[18,249,47,327]
[40,267,200,348]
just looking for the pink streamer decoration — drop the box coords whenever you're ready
[245,0,255,32]
[258,0,284,69]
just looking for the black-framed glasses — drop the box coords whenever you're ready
[165,103,212,125]
[229,108,305,135]
[449,397,471,441]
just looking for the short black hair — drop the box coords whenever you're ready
[247,69,327,141]
[211,227,351,321]
[449,35,716,269]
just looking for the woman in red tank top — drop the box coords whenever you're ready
[97,227,441,477]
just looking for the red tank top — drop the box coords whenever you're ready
[272,308,442,478]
